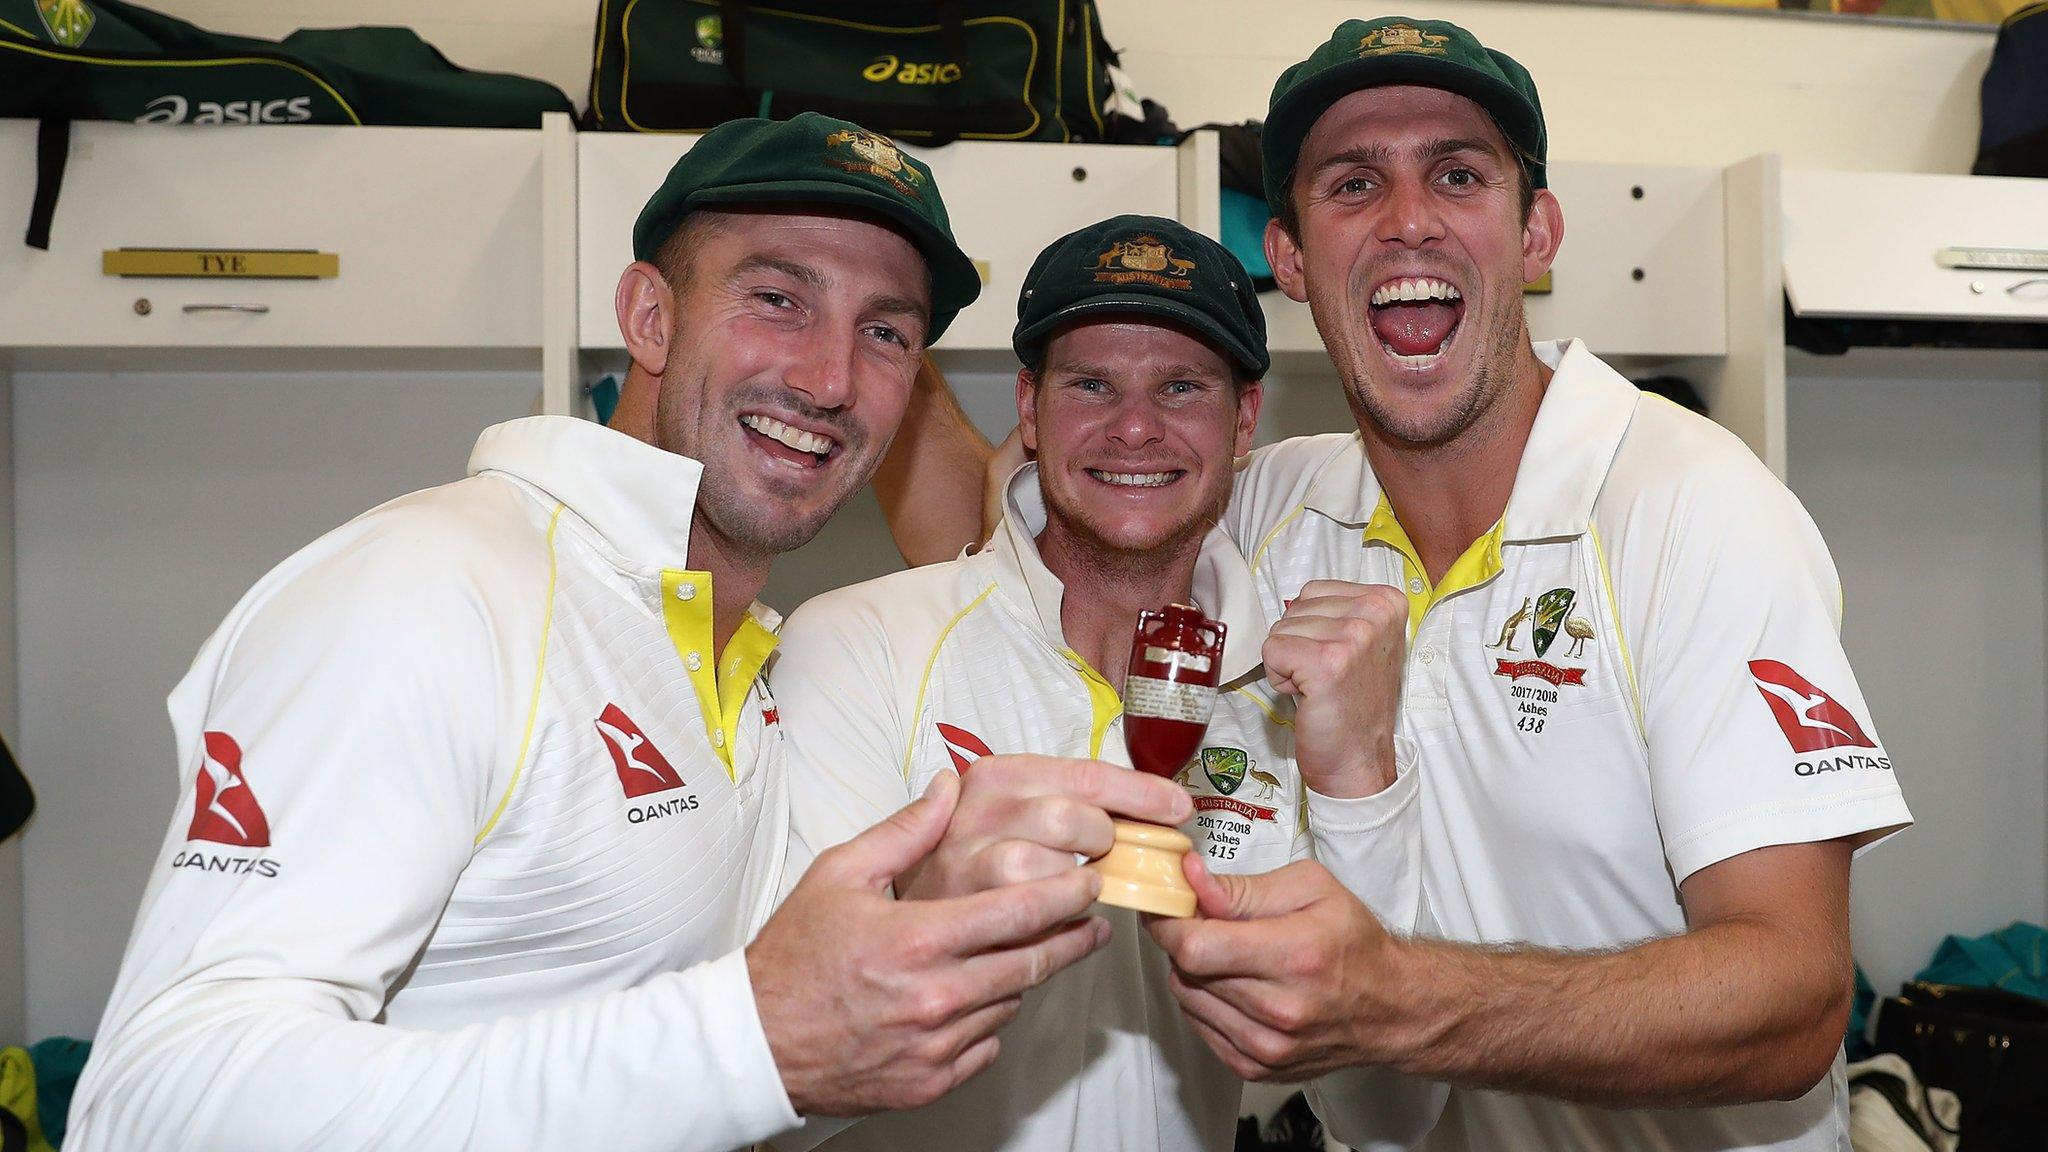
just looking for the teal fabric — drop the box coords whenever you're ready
[1913,921,2048,999]
[1218,189,1273,283]
[26,1039,88,1149]
[1846,964,1876,1060]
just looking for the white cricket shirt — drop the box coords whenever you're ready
[770,464,1420,1152]
[69,416,800,1152]
[1227,340,1913,1152]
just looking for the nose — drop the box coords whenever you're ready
[1376,172,1446,250]
[784,321,857,410]
[1108,393,1166,451]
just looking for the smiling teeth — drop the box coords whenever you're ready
[1370,278,1462,306]
[741,414,835,456]
[1090,470,1177,487]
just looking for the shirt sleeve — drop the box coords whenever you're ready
[1301,876,1446,1152]
[67,527,798,1152]
[771,592,920,889]
[1307,736,1422,932]
[1621,461,1913,885]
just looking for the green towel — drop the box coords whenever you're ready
[27,1040,88,1149]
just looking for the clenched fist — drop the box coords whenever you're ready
[1261,580,1406,798]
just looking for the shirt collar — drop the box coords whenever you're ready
[468,415,705,570]
[989,464,1269,683]
[1300,339,1638,541]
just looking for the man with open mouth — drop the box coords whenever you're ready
[770,215,1420,1152]
[69,114,1113,1152]
[1143,17,1915,1152]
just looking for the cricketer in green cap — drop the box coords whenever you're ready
[608,111,986,573]
[1256,15,1564,450]
[1010,214,1264,574]
[1140,23,1884,1152]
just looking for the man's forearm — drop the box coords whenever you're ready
[1372,915,1850,1108]
[69,951,795,1152]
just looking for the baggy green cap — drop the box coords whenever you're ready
[1262,17,1547,214]
[632,112,982,341]
[1014,215,1268,377]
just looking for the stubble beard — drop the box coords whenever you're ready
[1330,279,1529,452]
[1043,472,1228,589]
[654,360,873,560]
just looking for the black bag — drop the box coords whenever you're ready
[0,0,573,128]
[585,0,1112,143]
[1873,981,2048,1151]
[1974,1,2048,177]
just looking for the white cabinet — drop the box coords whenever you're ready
[1264,161,1730,361]
[1783,170,2048,324]
[576,134,1180,352]
[0,121,544,352]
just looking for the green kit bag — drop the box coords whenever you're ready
[0,0,573,127]
[586,0,1112,143]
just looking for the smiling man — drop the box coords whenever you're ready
[769,216,1419,1152]
[68,114,1113,1152]
[1139,17,1916,1152]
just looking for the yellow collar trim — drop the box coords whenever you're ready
[1062,648,1124,759]
[1362,494,1506,637]
[660,569,779,780]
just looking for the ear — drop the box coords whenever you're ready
[1232,380,1264,459]
[1265,218,1309,304]
[1520,188,1565,286]
[616,260,676,379]
[1014,368,1041,453]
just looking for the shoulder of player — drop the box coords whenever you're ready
[1602,397,1809,532]
[221,475,556,660]
[1237,432,1361,496]
[1593,395,1833,602]
[1231,432,1363,555]
[777,552,1000,673]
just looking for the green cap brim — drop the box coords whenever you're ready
[1014,293,1269,378]
[636,178,982,343]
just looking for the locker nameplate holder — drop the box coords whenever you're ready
[103,249,339,279]
[1934,248,2048,273]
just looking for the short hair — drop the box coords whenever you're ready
[649,211,730,292]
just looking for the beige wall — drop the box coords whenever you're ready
[147,0,1994,173]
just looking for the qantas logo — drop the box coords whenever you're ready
[1748,660,1876,753]
[188,731,271,847]
[936,722,993,772]
[596,705,686,798]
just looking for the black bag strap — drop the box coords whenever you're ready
[27,117,70,250]
[927,1,969,146]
